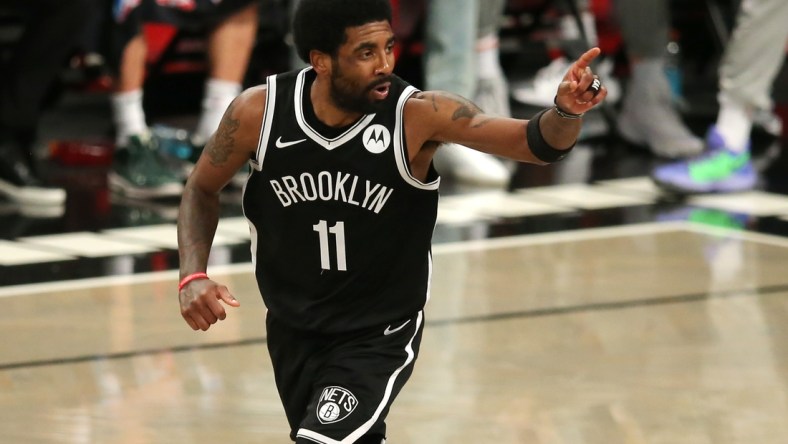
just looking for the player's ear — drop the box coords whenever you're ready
[311,50,332,76]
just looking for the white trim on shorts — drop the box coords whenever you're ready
[295,311,423,444]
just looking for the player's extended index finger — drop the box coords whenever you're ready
[574,47,601,71]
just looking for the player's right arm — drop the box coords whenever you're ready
[176,86,266,331]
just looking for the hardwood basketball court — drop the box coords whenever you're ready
[2,221,787,443]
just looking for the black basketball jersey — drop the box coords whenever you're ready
[242,68,440,333]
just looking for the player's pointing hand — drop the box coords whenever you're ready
[555,47,608,116]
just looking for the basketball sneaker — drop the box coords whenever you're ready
[511,57,621,107]
[109,133,184,199]
[152,124,195,162]
[152,124,199,181]
[0,139,66,205]
[616,59,703,158]
[651,126,757,194]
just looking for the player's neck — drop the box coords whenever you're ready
[310,77,363,128]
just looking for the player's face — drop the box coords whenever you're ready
[330,20,396,114]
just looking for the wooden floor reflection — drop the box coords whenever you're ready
[3,222,788,443]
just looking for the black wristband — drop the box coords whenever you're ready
[526,108,575,163]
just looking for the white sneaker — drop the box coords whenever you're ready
[433,144,510,187]
[617,59,703,158]
[0,178,66,206]
[617,99,704,159]
[511,57,621,107]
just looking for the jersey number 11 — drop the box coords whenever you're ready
[313,220,347,271]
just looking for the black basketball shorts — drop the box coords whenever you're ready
[266,310,425,443]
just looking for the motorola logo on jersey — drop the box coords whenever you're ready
[316,386,358,424]
[362,124,391,154]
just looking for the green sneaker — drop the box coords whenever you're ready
[651,125,756,194]
[109,133,184,199]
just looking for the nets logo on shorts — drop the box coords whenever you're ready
[316,386,358,424]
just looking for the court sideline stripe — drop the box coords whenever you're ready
[2,282,787,371]
[0,222,698,299]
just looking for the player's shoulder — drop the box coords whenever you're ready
[403,90,435,116]
[236,84,267,109]
[223,85,267,125]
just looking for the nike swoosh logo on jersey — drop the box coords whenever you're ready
[383,319,411,336]
[275,136,307,148]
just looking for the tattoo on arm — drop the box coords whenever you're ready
[418,91,496,128]
[471,117,495,128]
[430,91,490,122]
[434,92,482,121]
[206,101,240,167]
[415,92,439,111]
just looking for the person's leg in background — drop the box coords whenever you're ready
[108,2,184,199]
[715,0,788,148]
[192,0,259,146]
[614,0,704,159]
[423,0,477,99]
[0,0,88,205]
[187,0,259,188]
[111,32,148,147]
[112,0,258,148]
[652,0,788,194]
[108,0,259,198]
[473,0,510,118]
[425,0,510,187]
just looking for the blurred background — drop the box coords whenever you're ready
[1,0,787,286]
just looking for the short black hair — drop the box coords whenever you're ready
[292,0,393,63]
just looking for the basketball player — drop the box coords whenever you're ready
[176,0,607,442]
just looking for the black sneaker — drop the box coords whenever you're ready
[108,133,184,199]
[0,141,66,205]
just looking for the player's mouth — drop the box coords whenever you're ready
[370,82,390,100]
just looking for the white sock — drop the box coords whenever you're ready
[476,34,502,80]
[194,78,242,144]
[715,98,752,153]
[111,89,147,147]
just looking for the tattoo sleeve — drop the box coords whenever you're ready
[206,100,240,167]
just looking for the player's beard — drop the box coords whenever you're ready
[330,65,389,115]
